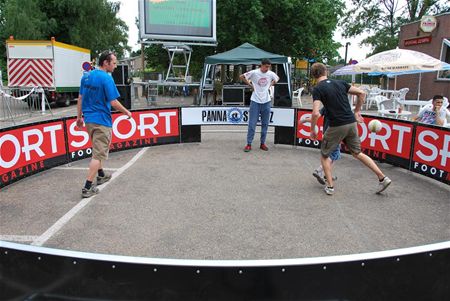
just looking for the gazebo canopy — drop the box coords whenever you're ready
[199,43,292,106]
[205,43,288,65]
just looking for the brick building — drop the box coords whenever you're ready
[395,13,449,101]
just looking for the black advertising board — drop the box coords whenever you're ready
[1,241,449,300]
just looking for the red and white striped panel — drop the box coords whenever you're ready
[7,59,54,87]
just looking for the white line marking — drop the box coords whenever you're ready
[0,235,39,242]
[53,167,119,171]
[32,147,149,247]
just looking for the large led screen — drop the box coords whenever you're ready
[139,0,216,43]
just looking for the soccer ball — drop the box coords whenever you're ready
[368,119,382,133]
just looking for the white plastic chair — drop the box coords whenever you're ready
[376,95,398,118]
[269,85,274,105]
[392,88,409,107]
[375,95,394,110]
[292,87,304,107]
[365,87,381,110]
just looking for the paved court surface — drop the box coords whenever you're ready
[1,128,449,260]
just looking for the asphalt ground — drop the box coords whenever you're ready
[1,127,449,260]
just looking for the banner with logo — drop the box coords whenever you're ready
[412,125,450,183]
[181,107,295,127]
[0,120,67,188]
[67,109,180,161]
[295,109,415,169]
[1,108,449,187]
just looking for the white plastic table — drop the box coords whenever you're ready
[378,109,412,120]
[398,100,428,111]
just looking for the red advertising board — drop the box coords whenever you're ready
[66,109,180,161]
[412,125,450,183]
[0,121,67,187]
[296,110,414,167]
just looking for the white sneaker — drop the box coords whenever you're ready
[324,186,334,195]
[376,176,392,194]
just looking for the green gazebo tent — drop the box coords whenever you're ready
[199,43,292,105]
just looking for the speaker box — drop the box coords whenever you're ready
[222,87,244,104]
[112,65,129,85]
[274,84,291,107]
[244,90,252,106]
[273,64,287,83]
[116,85,131,109]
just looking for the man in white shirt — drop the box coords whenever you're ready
[412,95,447,126]
[240,59,279,152]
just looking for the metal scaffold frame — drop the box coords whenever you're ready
[163,44,192,82]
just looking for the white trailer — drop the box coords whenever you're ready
[6,37,91,106]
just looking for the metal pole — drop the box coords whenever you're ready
[344,42,351,65]
[141,43,145,81]
[417,73,422,100]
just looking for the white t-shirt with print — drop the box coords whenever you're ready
[416,104,447,125]
[244,69,279,104]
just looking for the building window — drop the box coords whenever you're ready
[437,39,450,80]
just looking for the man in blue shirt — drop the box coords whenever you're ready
[76,51,132,198]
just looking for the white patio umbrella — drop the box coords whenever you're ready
[331,64,364,84]
[354,48,450,99]
[332,64,363,76]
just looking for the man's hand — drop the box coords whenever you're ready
[354,111,364,123]
[300,116,312,124]
[76,117,84,128]
[126,111,132,119]
[310,130,317,140]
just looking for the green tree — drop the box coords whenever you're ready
[340,0,450,56]
[0,0,129,58]
[143,0,344,79]
[0,0,49,81]
[39,0,130,58]
[215,0,344,62]
[0,0,48,40]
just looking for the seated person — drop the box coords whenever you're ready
[412,95,447,126]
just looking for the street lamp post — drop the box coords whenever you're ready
[344,42,351,65]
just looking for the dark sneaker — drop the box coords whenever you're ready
[82,186,99,198]
[244,144,252,152]
[313,170,337,185]
[376,176,391,194]
[260,144,269,151]
[97,173,112,185]
[313,169,325,185]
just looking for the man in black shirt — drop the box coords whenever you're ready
[310,63,391,195]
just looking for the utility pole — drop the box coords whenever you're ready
[344,42,351,65]
[141,43,145,81]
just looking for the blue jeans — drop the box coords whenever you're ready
[247,100,271,145]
